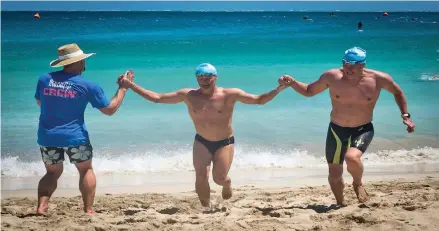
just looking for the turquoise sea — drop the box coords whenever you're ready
[1,11,439,178]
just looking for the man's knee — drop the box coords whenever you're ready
[195,171,209,183]
[75,160,93,176]
[45,163,63,178]
[43,172,63,181]
[212,174,229,185]
[345,150,362,165]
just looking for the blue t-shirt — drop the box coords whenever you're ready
[34,71,110,147]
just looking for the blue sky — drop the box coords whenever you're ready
[2,1,439,12]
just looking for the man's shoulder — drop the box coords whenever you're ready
[38,71,57,80]
[324,68,342,76]
[368,69,389,77]
[38,71,66,84]
[40,71,89,82]
[178,88,196,94]
[222,87,243,95]
[222,87,243,92]
[71,76,100,89]
[365,69,391,81]
[321,68,342,82]
[179,88,198,99]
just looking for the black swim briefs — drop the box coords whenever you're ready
[325,122,374,164]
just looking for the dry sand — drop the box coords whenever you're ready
[2,176,439,231]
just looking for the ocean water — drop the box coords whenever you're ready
[1,12,439,179]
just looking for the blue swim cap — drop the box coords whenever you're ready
[342,47,366,65]
[195,63,217,77]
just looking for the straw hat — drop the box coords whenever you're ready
[49,43,95,67]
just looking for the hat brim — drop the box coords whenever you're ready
[50,53,95,67]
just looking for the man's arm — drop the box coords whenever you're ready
[287,71,331,97]
[35,78,41,107]
[379,73,408,114]
[99,87,127,116]
[98,71,134,116]
[232,85,287,105]
[379,72,415,132]
[130,82,190,104]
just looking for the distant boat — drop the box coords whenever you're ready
[383,12,389,16]
[34,13,40,19]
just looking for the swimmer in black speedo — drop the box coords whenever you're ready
[195,134,235,155]
[121,63,290,208]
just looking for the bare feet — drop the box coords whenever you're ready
[36,198,49,216]
[200,199,211,208]
[85,209,96,215]
[36,205,48,216]
[222,185,232,200]
[336,200,347,207]
[353,183,369,203]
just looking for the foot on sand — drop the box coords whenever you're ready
[36,206,48,216]
[85,209,96,215]
[353,183,369,203]
[222,185,233,200]
[200,199,211,208]
[336,200,347,207]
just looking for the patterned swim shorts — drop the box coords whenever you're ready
[39,143,93,165]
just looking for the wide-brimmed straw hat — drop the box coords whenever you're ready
[49,43,95,67]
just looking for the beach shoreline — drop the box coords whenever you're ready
[2,162,439,198]
[2,173,439,230]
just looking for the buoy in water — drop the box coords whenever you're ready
[34,13,40,19]
[383,12,389,16]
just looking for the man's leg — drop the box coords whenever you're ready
[193,140,213,207]
[37,163,63,215]
[328,164,345,205]
[326,123,347,205]
[75,160,96,214]
[212,144,234,200]
[345,148,368,202]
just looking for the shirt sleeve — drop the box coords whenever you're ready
[34,79,41,100]
[88,85,110,109]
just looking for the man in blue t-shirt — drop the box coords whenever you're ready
[34,43,133,215]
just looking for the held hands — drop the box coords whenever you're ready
[277,75,295,90]
[117,70,135,89]
[403,117,415,133]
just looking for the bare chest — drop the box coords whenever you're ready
[188,95,232,119]
[330,79,380,105]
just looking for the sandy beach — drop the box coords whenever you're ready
[2,173,439,231]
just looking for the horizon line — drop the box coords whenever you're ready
[3,10,439,12]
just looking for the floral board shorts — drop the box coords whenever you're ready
[39,143,93,165]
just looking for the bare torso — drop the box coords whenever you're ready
[327,69,382,127]
[184,87,236,141]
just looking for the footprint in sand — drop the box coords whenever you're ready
[157,207,179,215]
[202,199,227,214]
